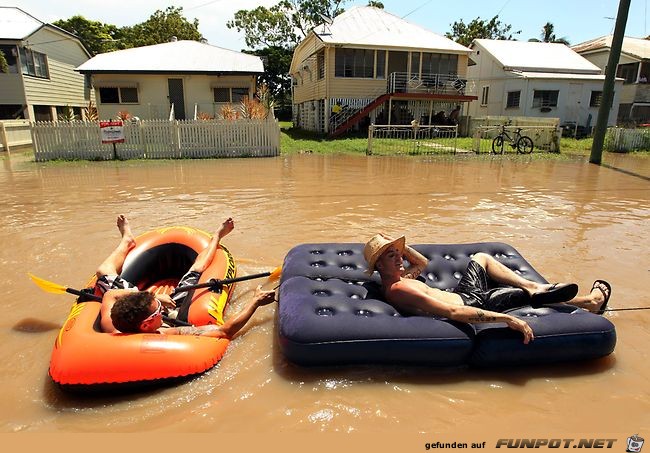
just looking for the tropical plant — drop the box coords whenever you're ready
[116,110,131,121]
[196,111,214,120]
[58,105,77,121]
[83,100,98,122]
[528,22,569,44]
[220,104,241,120]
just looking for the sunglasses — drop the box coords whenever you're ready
[141,298,163,324]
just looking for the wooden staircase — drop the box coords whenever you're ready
[329,93,392,138]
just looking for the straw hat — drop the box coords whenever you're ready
[363,234,406,275]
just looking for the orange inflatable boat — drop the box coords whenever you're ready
[49,226,237,392]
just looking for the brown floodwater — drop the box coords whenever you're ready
[1,151,649,444]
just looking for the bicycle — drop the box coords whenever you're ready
[491,124,534,154]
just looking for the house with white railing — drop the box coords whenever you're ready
[0,7,93,121]
[572,35,650,125]
[75,39,264,121]
[290,6,477,136]
[467,39,622,130]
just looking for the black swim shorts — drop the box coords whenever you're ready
[453,260,529,312]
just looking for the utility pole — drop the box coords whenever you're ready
[590,0,631,164]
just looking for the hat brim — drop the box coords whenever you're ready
[365,235,406,275]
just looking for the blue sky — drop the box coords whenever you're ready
[7,0,649,50]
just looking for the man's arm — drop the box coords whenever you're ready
[390,282,534,344]
[160,285,276,339]
[401,245,428,279]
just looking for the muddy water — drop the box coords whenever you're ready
[1,152,649,442]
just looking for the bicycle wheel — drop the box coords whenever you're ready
[491,136,504,154]
[517,136,534,154]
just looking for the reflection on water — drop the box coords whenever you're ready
[1,152,649,436]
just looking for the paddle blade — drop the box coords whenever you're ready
[268,266,282,281]
[28,273,69,295]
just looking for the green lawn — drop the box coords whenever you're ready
[279,121,602,157]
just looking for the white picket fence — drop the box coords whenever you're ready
[604,127,650,152]
[32,119,280,161]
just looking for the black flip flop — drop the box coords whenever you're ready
[592,280,612,315]
[531,283,579,307]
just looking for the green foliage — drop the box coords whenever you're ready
[367,1,384,7]
[58,105,77,121]
[243,46,293,104]
[539,22,569,45]
[120,6,203,48]
[227,0,348,49]
[446,15,520,47]
[0,49,8,73]
[54,7,202,55]
[53,16,123,55]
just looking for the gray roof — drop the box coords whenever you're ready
[76,40,264,74]
[572,35,650,60]
[473,39,601,74]
[316,6,469,53]
[0,7,44,40]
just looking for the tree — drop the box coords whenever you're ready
[53,16,122,55]
[367,1,384,7]
[528,22,569,45]
[243,46,293,104]
[0,50,8,73]
[120,6,203,48]
[446,15,520,47]
[227,0,348,49]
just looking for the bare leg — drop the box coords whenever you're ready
[471,253,552,296]
[96,215,136,279]
[565,281,609,313]
[189,218,235,273]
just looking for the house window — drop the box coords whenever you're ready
[376,50,385,79]
[532,90,559,108]
[421,53,459,76]
[0,45,19,73]
[506,90,520,108]
[213,87,249,103]
[334,48,374,78]
[317,50,325,80]
[481,86,489,106]
[410,52,420,77]
[616,63,639,84]
[98,87,139,104]
[19,47,49,78]
[590,91,603,107]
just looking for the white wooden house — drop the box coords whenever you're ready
[467,39,621,128]
[290,6,476,136]
[573,35,650,124]
[0,7,92,121]
[76,40,264,121]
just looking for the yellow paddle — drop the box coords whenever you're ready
[28,273,101,301]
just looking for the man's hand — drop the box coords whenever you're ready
[156,293,176,310]
[253,285,276,307]
[218,217,235,239]
[505,316,534,344]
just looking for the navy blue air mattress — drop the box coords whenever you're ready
[277,242,616,367]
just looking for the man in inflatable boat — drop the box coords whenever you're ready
[364,234,611,344]
[96,215,275,337]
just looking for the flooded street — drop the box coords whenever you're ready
[1,152,648,446]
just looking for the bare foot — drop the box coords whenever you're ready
[117,215,136,248]
[217,217,235,239]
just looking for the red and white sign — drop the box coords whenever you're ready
[99,120,125,144]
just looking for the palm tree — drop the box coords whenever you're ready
[528,22,570,45]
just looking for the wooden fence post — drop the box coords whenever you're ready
[0,122,10,154]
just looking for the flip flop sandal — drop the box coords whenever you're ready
[531,282,579,307]
[592,280,612,315]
